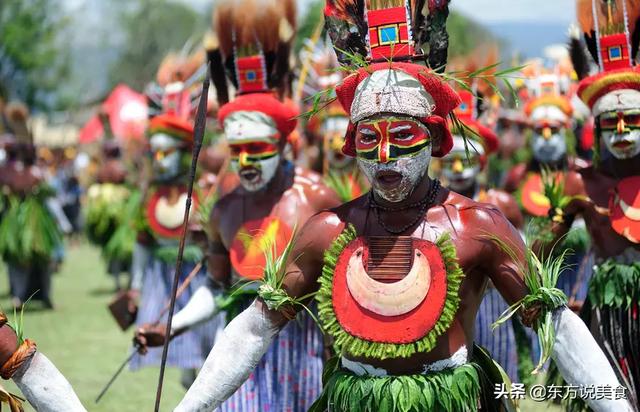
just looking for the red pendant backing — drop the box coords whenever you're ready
[609,176,640,244]
[332,236,448,344]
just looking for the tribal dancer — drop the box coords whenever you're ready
[504,73,592,308]
[85,111,133,292]
[543,0,640,407]
[173,1,632,411]
[136,1,340,410]
[0,312,86,411]
[440,90,524,381]
[0,102,71,310]
[127,113,220,387]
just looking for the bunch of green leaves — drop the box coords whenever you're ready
[154,245,203,265]
[486,233,568,374]
[103,189,142,263]
[309,359,483,412]
[250,226,321,325]
[0,187,62,266]
[324,172,356,202]
[436,63,527,110]
[540,166,570,212]
[214,284,258,322]
[589,259,640,309]
[85,183,130,246]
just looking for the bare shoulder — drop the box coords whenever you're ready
[210,188,243,223]
[292,168,342,210]
[442,190,512,232]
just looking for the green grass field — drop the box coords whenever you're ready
[0,243,185,411]
[0,242,562,411]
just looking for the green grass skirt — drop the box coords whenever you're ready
[308,345,516,412]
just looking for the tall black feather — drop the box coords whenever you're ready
[207,48,229,106]
[425,3,450,72]
[569,36,592,80]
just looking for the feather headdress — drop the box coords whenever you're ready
[209,0,297,102]
[325,0,450,69]
[576,0,640,71]
[147,42,207,120]
[324,0,460,157]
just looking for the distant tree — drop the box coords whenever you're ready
[108,0,206,91]
[0,0,70,110]
[447,11,497,58]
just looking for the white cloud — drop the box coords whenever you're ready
[451,0,576,24]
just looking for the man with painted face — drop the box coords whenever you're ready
[171,1,631,411]
[504,94,585,218]
[127,114,220,388]
[135,1,341,410]
[543,1,640,405]
[137,66,341,412]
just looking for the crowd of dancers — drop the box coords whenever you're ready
[0,0,638,411]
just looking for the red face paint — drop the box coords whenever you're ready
[355,117,430,163]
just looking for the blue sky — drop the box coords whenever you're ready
[450,0,576,24]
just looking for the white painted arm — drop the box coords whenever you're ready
[174,302,281,412]
[551,307,634,412]
[13,352,86,412]
[130,242,150,291]
[45,198,72,234]
[171,285,218,333]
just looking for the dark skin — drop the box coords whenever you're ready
[242,124,532,374]
[456,182,524,229]
[265,168,530,374]
[136,152,340,346]
[0,325,18,367]
[96,159,127,184]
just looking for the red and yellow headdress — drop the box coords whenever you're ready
[208,0,299,143]
[210,0,296,98]
[575,0,640,116]
[324,0,459,158]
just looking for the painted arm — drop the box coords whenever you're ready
[171,282,218,333]
[174,212,341,411]
[171,214,232,334]
[174,301,282,412]
[0,318,85,411]
[483,208,633,412]
[13,352,87,412]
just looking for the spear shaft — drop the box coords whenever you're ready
[153,73,210,412]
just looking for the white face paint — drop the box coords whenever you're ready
[230,153,281,192]
[358,149,431,203]
[441,136,483,193]
[598,109,640,160]
[355,115,432,203]
[224,111,282,192]
[150,133,183,182]
[530,126,567,164]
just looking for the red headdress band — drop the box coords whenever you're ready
[335,62,460,158]
[218,93,299,140]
